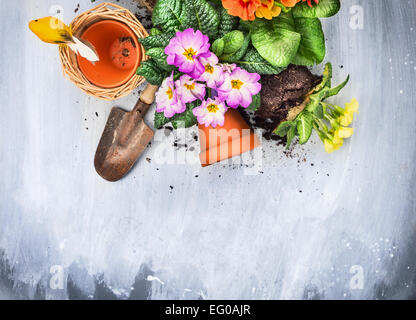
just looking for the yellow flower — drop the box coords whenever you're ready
[333,137,344,148]
[345,98,359,114]
[339,113,353,127]
[339,99,359,126]
[334,127,354,139]
[324,138,344,153]
[255,0,282,20]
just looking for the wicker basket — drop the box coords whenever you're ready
[59,2,149,101]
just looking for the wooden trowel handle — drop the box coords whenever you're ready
[133,84,159,115]
[141,84,159,105]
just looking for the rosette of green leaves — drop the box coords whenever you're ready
[273,63,349,148]
[251,0,340,68]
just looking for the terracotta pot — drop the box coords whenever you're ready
[77,20,142,89]
[198,109,261,167]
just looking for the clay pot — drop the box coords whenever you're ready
[198,109,261,167]
[77,20,142,89]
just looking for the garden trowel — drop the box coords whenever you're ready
[94,84,159,182]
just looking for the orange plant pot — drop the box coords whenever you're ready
[77,20,142,89]
[198,109,261,167]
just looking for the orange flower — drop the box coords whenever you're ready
[255,0,281,20]
[280,0,301,7]
[222,0,261,21]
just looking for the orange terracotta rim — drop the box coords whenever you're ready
[77,20,142,89]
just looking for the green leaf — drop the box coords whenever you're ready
[153,0,186,32]
[171,100,200,128]
[183,0,220,39]
[325,75,350,98]
[154,111,172,129]
[313,103,324,119]
[306,73,349,112]
[292,0,341,18]
[145,48,174,72]
[136,60,167,86]
[139,32,175,51]
[236,47,284,74]
[221,32,250,62]
[251,18,301,68]
[275,1,292,13]
[238,19,252,33]
[221,30,245,54]
[218,7,239,37]
[150,28,162,36]
[274,121,295,137]
[292,18,325,66]
[212,38,224,56]
[247,93,261,112]
[297,112,314,144]
[275,11,296,31]
[286,125,296,148]
[208,0,222,7]
[313,62,332,92]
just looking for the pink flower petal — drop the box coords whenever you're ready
[166,54,175,65]
[227,90,242,108]
[180,29,200,49]
[217,74,232,92]
[245,81,262,95]
[176,57,196,73]
[239,88,252,108]
[187,60,205,78]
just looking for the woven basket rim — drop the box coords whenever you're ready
[59,2,149,101]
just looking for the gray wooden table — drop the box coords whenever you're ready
[0,0,415,300]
